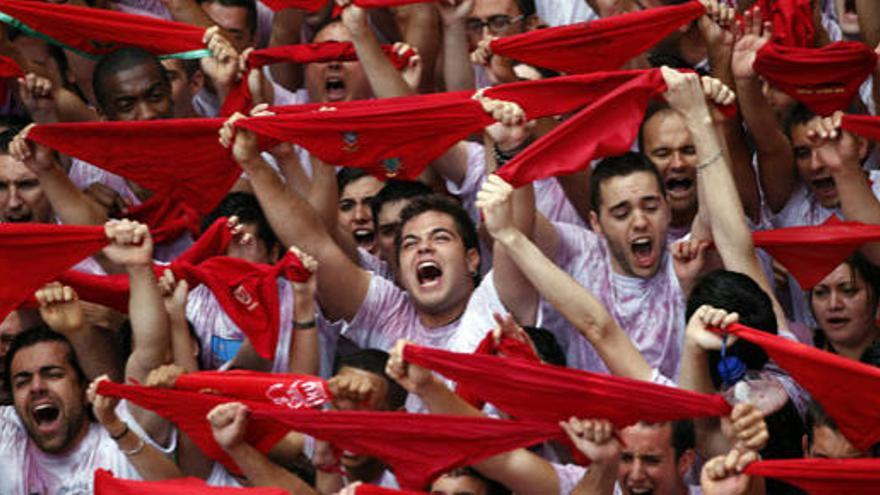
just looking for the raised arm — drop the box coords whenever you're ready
[806,112,880,264]
[731,8,796,214]
[439,0,476,91]
[391,3,439,92]
[35,282,120,381]
[287,246,320,376]
[9,124,107,226]
[338,0,415,98]
[662,67,786,329]
[208,402,318,494]
[220,113,371,322]
[268,8,306,91]
[88,375,183,481]
[386,340,562,495]
[478,176,653,380]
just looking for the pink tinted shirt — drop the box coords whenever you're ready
[548,222,685,379]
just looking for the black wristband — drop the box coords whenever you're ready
[110,423,130,441]
[292,319,317,330]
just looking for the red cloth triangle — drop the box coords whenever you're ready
[841,113,880,141]
[496,69,667,187]
[751,216,880,289]
[0,0,206,57]
[743,458,880,495]
[94,468,287,495]
[724,323,880,451]
[754,41,877,116]
[250,408,563,489]
[355,485,426,495]
[403,343,731,426]
[26,119,237,216]
[96,381,291,477]
[122,195,201,245]
[0,223,107,319]
[755,0,814,47]
[0,53,23,78]
[259,0,327,13]
[489,1,705,74]
[174,370,332,409]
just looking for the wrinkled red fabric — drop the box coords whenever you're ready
[455,332,540,409]
[743,458,880,495]
[0,224,107,319]
[23,216,232,313]
[489,2,705,74]
[751,216,880,288]
[97,382,290,476]
[496,69,667,187]
[94,469,287,495]
[259,0,327,13]
[841,113,880,141]
[248,42,412,70]
[122,195,201,245]
[355,485,426,495]
[0,54,23,78]
[722,323,880,451]
[222,42,414,116]
[27,119,237,215]
[403,343,731,425]
[753,42,877,115]
[251,408,563,489]
[174,370,332,410]
[238,93,487,180]
[756,0,814,47]
[173,250,310,358]
[0,0,206,56]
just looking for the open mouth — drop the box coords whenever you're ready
[811,177,837,197]
[325,76,347,102]
[416,260,443,287]
[665,177,693,198]
[630,237,655,269]
[5,213,32,223]
[628,488,654,495]
[825,316,851,329]
[352,228,374,246]
[32,403,61,431]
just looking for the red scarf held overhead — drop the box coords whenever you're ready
[751,216,880,289]
[221,42,415,116]
[455,331,540,410]
[720,323,880,451]
[259,0,327,13]
[489,1,705,75]
[27,216,232,313]
[743,458,880,495]
[841,113,880,141]
[0,224,107,319]
[0,0,207,58]
[251,408,564,489]
[26,119,239,216]
[174,370,332,409]
[496,69,667,187]
[753,42,877,116]
[97,381,291,477]
[755,0,814,47]
[94,469,287,495]
[0,54,23,108]
[403,343,731,426]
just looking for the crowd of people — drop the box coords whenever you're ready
[0,0,878,493]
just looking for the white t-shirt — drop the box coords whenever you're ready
[337,271,506,354]
[535,0,596,27]
[547,222,685,379]
[0,401,175,495]
[187,280,295,372]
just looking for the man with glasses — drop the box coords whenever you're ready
[467,0,543,86]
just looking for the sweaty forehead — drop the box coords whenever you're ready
[621,422,673,454]
[10,341,70,375]
[472,0,522,17]
[314,22,353,44]
[402,210,457,237]
[643,111,691,147]
[103,63,165,99]
[600,172,663,207]
[0,155,38,182]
